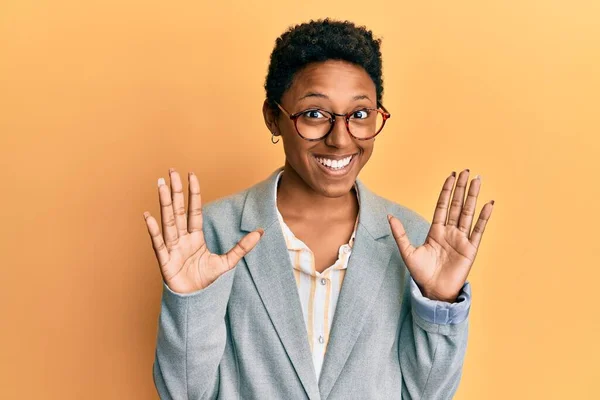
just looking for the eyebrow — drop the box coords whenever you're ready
[298,92,372,102]
[298,92,328,101]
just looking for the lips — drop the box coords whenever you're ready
[315,154,353,169]
[312,153,357,160]
[312,153,358,176]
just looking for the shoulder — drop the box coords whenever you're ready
[201,171,275,221]
[369,189,431,247]
[201,185,252,234]
[202,188,248,223]
[198,185,253,254]
[200,175,271,233]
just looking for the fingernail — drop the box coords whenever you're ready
[491,200,495,205]
[169,168,175,174]
[451,171,456,177]
[158,177,165,187]
[466,169,470,173]
[143,212,149,219]
[475,174,481,182]
[257,228,265,237]
[387,214,393,221]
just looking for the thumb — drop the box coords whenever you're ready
[387,215,416,262]
[224,228,264,269]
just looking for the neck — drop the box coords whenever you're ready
[276,162,358,221]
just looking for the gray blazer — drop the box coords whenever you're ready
[153,167,469,400]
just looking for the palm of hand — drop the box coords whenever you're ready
[160,230,229,294]
[143,169,263,294]
[389,170,494,302]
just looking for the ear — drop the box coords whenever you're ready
[262,99,281,137]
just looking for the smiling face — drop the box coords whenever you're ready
[264,60,378,198]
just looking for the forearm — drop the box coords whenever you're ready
[153,268,236,400]
[399,277,471,399]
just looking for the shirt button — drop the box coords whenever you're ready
[318,335,324,344]
[320,278,327,285]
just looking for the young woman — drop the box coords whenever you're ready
[144,19,494,399]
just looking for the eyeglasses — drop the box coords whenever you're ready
[275,102,391,141]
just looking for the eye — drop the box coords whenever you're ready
[351,109,370,119]
[302,109,327,119]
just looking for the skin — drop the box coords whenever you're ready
[263,60,376,273]
[143,60,495,302]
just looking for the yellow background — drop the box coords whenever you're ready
[1,0,598,398]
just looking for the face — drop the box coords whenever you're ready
[263,60,378,198]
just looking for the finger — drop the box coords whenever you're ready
[432,172,457,225]
[224,229,264,269]
[158,177,179,249]
[143,212,170,269]
[457,175,481,234]
[469,200,495,248]
[447,169,470,227]
[388,215,417,262]
[168,168,188,238]
[187,172,203,234]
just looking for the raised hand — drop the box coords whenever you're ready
[388,169,494,302]
[143,168,264,294]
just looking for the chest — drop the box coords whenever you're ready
[286,219,355,273]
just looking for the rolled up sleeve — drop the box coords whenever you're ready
[409,278,471,325]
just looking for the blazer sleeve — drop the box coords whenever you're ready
[152,268,235,400]
[398,270,470,399]
[397,217,471,399]
[152,210,236,400]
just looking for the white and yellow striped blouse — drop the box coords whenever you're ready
[274,171,359,382]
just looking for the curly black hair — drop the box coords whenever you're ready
[264,18,383,111]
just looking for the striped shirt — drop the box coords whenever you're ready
[274,171,359,382]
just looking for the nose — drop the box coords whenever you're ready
[324,115,353,148]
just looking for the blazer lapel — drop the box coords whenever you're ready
[317,179,395,399]
[240,167,321,400]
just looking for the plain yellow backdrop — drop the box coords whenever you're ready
[1,0,599,398]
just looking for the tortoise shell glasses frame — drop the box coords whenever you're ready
[275,102,391,141]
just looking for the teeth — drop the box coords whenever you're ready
[316,155,353,170]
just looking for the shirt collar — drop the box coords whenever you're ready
[274,170,360,251]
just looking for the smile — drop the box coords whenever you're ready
[312,153,357,176]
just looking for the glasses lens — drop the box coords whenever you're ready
[295,109,333,139]
[294,108,386,140]
[348,109,385,139]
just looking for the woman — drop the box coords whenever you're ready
[144,19,494,399]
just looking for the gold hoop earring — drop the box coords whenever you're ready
[271,133,280,144]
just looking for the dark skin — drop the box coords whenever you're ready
[263,60,375,273]
[144,60,494,302]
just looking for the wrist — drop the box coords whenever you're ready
[419,284,459,303]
